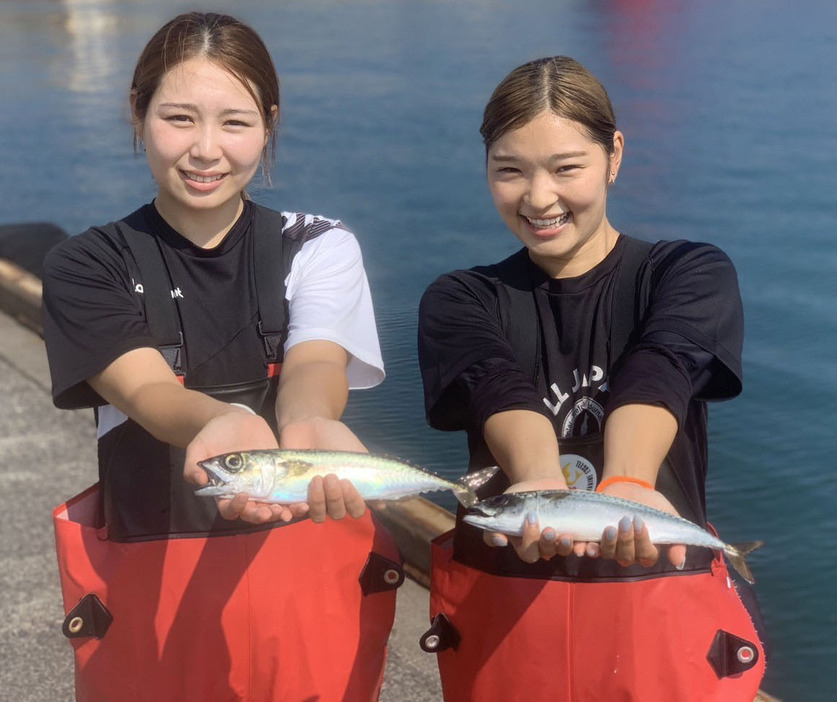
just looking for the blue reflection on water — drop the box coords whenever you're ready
[1,1,835,699]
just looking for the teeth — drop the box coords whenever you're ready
[186,173,224,183]
[526,213,569,228]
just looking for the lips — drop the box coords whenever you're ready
[180,170,227,192]
[524,212,571,230]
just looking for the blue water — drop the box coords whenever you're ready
[2,1,835,699]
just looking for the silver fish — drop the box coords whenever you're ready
[462,490,762,584]
[196,449,497,508]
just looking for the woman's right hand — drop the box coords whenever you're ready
[483,476,584,563]
[183,409,310,525]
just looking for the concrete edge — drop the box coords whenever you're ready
[0,258,44,336]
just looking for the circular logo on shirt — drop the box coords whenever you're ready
[560,454,598,491]
[562,396,605,437]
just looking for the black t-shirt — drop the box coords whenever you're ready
[43,201,268,409]
[41,201,383,540]
[418,235,744,525]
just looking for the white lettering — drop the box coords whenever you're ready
[171,288,184,299]
[543,383,569,416]
[134,283,144,294]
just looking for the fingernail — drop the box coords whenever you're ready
[676,556,686,571]
[543,529,556,542]
[560,537,572,549]
[586,543,599,557]
[604,526,617,541]
[492,534,507,547]
[633,516,644,533]
[526,511,538,526]
[619,516,632,534]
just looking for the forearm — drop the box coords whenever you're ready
[117,382,242,448]
[275,361,349,430]
[88,347,246,449]
[484,409,564,485]
[602,403,678,485]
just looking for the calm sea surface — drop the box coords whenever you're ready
[2,1,835,699]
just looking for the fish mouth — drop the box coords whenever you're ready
[194,457,235,496]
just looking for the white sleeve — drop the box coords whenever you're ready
[284,225,385,389]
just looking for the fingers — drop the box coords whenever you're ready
[668,543,687,570]
[308,474,367,522]
[484,515,580,563]
[632,517,661,567]
[216,494,295,525]
[598,516,662,567]
[514,512,542,563]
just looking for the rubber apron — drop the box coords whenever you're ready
[53,208,403,702]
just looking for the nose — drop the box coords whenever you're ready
[524,170,559,212]
[190,124,222,162]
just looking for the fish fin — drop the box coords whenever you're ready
[724,540,764,585]
[194,486,232,498]
[453,466,500,508]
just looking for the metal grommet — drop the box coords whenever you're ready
[68,616,84,634]
[383,568,400,585]
[423,634,440,650]
[736,646,755,664]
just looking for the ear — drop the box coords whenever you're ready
[129,90,144,146]
[608,130,625,184]
[265,104,279,145]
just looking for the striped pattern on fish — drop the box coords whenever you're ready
[196,449,496,508]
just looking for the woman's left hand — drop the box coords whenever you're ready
[280,416,371,522]
[593,481,687,569]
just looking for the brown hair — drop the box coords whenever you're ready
[480,56,617,155]
[131,12,280,171]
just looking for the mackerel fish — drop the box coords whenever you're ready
[462,489,762,584]
[196,449,497,508]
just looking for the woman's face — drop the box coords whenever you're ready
[136,57,272,235]
[486,110,623,278]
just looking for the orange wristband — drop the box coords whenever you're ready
[596,476,655,493]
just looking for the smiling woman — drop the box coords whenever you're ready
[418,55,766,701]
[41,11,400,702]
[134,57,274,246]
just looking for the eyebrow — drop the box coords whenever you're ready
[490,151,589,162]
[157,103,259,116]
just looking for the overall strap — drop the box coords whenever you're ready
[492,248,541,384]
[117,217,183,375]
[251,207,305,372]
[608,235,654,362]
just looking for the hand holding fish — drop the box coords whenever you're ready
[184,409,310,525]
[484,477,580,563]
[485,478,687,569]
[280,417,369,522]
[596,480,686,569]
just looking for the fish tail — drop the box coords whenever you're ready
[453,465,500,508]
[723,540,764,585]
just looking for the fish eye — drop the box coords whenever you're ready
[223,454,245,472]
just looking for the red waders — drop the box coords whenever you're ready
[55,485,403,702]
[422,530,766,702]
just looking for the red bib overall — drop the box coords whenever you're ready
[422,529,765,702]
[52,207,404,701]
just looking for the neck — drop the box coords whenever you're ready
[153,196,245,249]
[532,222,620,279]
